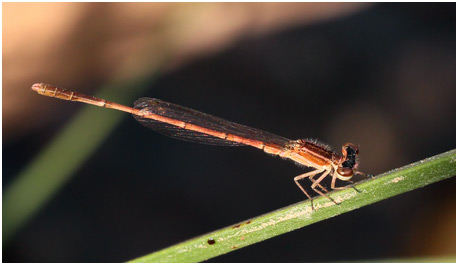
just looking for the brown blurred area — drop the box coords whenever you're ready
[3,2,455,263]
[4,2,370,141]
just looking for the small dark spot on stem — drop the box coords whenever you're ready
[207,238,216,245]
[233,220,252,229]
[231,245,238,249]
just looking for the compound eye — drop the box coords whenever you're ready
[343,143,359,155]
[337,167,353,177]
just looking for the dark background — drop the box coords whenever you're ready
[4,3,455,262]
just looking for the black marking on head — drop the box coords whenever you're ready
[342,145,358,169]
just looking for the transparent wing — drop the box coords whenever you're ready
[133,98,292,147]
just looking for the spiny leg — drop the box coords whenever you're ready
[347,180,361,193]
[309,175,329,193]
[294,169,325,210]
[346,170,375,192]
[331,175,360,193]
[310,168,339,205]
[355,170,375,179]
[310,180,335,201]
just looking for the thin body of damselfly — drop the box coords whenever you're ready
[32,83,369,209]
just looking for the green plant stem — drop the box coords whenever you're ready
[128,149,456,263]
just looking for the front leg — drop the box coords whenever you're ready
[331,175,360,193]
[310,168,339,205]
[309,175,330,193]
[294,169,325,210]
